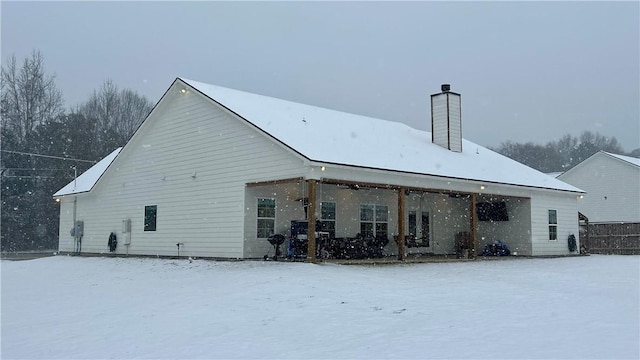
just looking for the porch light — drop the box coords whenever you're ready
[55,198,60,203]
[180,88,187,94]
[321,166,326,172]
[480,185,486,190]
[579,195,584,199]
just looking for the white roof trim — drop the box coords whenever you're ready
[53,148,122,197]
[603,151,640,168]
[546,172,564,178]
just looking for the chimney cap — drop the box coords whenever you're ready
[441,84,451,92]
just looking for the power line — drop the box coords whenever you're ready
[2,175,56,179]
[0,150,96,163]
[1,168,75,171]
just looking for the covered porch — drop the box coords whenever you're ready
[244,177,532,261]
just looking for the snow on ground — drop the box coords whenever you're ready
[1,255,638,359]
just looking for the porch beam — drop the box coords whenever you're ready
[470,193,478,259]
[397,187,406,261]
[245,177,304,188]
[321,178,400,190]
[307,179,317,262]
[321,178,527,200]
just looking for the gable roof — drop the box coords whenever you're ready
[560,151,640,180]
[53,79,584,197]
[603,151,640,168]
[53,148,122,197]
[181,78,582,193]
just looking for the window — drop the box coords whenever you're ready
[257,198,276,238]
[144,205,157,232]
[421,211,430,241]
[548,209,557,241]
[408,211,417,236]
[320,202,336,237]
[360,204,388,238]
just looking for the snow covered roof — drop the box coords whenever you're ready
[604,151,640,168]
[182,78,582,193]
[53,148,122,197]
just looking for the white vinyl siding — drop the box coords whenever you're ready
[530,192,579,256]
[558,152,640,223]
[431,94,448,148]
[57,198,75,252]
[57,82,305,258]
[447,94,462,152]
[431,92,461,152]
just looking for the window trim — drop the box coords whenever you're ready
[548,209,558,241]
[320,201,336,237]
[360,204,388,238]
[257,198,276,239]
[144,205,157,232]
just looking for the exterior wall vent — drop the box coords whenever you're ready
[431,84,462,152]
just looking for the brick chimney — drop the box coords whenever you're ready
[431,84,462,152]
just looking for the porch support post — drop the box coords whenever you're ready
[470,193,478,259]
[397,187,406,261]
[306,179,317,262]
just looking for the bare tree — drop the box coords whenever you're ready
[115,88,153,141]
[1,50,64,142]
[549,134,579,170]
[572,131,624,165]
[77,79,152,155]
[493,131,629,173]
[81,79,118,138]
[1,50,65,251]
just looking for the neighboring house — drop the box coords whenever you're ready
[557,151,640,255]
[558,151,640,223]
[53,79,583,260]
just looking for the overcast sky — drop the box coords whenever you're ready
[2,1,639,151]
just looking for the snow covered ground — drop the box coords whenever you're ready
[1,255,638,359]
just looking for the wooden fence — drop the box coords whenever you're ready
[584,222,640,255]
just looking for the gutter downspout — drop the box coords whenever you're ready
[73,195,78,254]
[72,166,79,254]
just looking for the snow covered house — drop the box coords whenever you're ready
[53,79,584,260]
[557,151,640,223]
